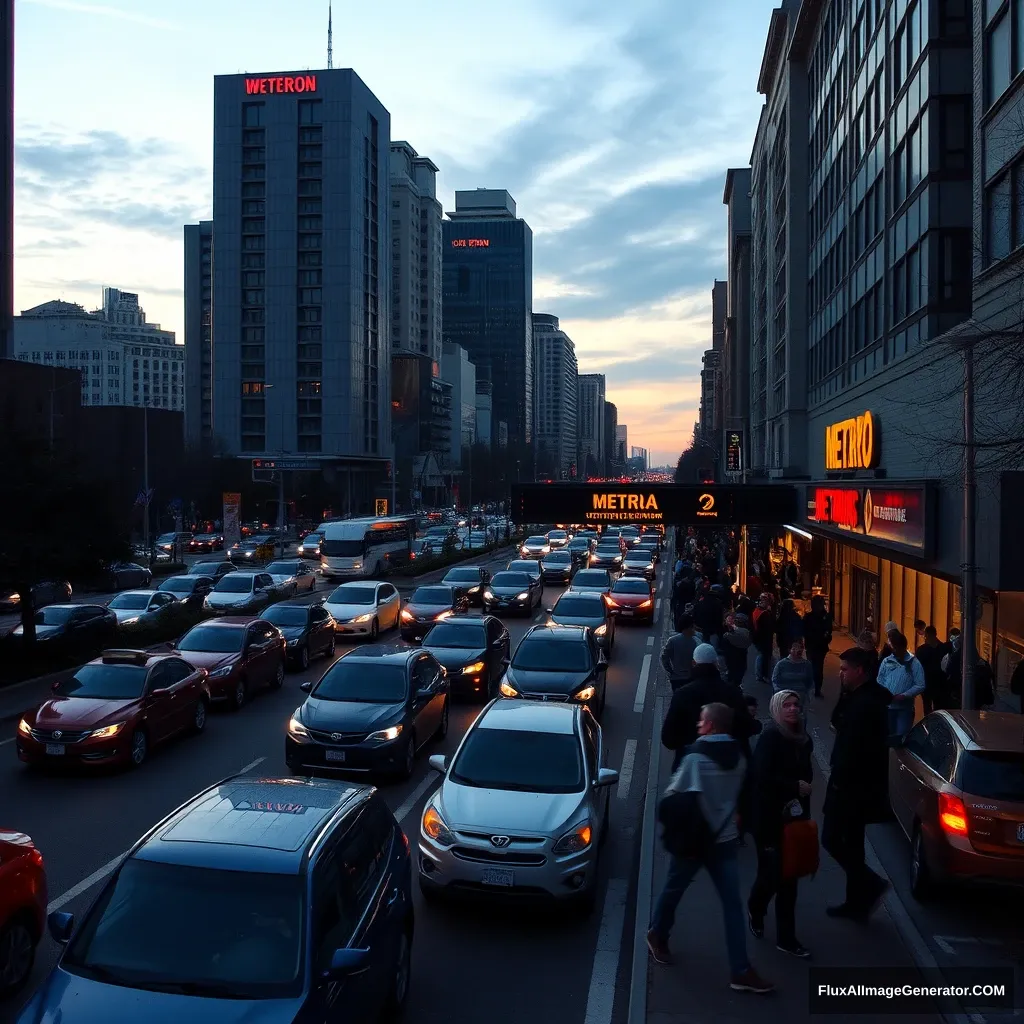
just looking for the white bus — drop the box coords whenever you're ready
[320,516,416,579]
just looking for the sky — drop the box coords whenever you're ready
[12,0,776,467]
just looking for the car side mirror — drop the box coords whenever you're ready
[428,753,447,774]
[149,687,171,698]
[300,680,313,693]
[323,947,372,981]
[595,768,619,788]
[48,911,75,944]
[544,606,553,614]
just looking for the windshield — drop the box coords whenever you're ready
[544,552,571,564]
[423,622,486,648]
[178,625,245,654]
[411,587,452,604]
[34,605,75,625]
[156,534,176,544]
[261,605,310,628]
[554,597,603,618]
[62,859,303,999]
[444,569,481,583]
[960,752,1024,801]
[56,663,148,699]
[508,561,540,575]
[549,531,567,539]
[613,580,651,595]
[266,561,301,575]
[451,728,584,793]
[314,661,407,703]
[512,638,592,672]
[328,586,376,605]
[625,551,650,562]
[596,544,621,554]
[320,538,365,558]
[191,563,223,575]
[490,573,530,588]
[159,577,195,593]
[574,571,610,587]
[569,540,589,549]
[108,593,150,610]
[525,537,547,546]
[301,533,322,544]
[214,576,255,594]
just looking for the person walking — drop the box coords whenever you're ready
[661,614,699,691]
[775,599,803,655]
[822,647,890,921]
[771,640,815,712]
[648,703,774,994]
[802,595,833,699]
[877,632,926,740]
[752,595,777,684]
[747,689,814,958]
[693,585,725,650]
[721,613,753,687]
[915,625,948,714]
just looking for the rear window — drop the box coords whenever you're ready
[545,552,571,564]
[444,569,481,582]
[574,571,609,586]
[554,596,602,617]
[613,579,651,594]
[960,752,1024,801]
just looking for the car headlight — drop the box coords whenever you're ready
[483,590,494,600]
[352,613,373,623]
[352,562,362,569]
[368,724,403,742]
[436,610,452,620]
[288,716,310,739]
[638,599,652,608]
[89,722,125,740]
[516,592,529,600]
[553,822,593,855]
[499,680,520,698]
[286,637,300,646]
[18,718,31,736]
[574,685,597,702]
[462,660,486,675]
[422,804,455,846]
[594,623,608,636]
[122,616,140,625]
[209,664,235,679]
[468,586,480,593]
[400,609,414,621]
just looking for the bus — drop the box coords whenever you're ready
[320,516,417,579]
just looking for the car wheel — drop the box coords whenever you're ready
[383,926,412,1020]
[231,677,248,710]
[327,634,336,658]
[436,699,449,740]
[299,645,310,671]
[370,618,379,641]
[192,699,208,734]
[0,915,36,995]
[400,732,416,779]
[270,660,285,690]
[910,824,934,901]
[129,728,148,768]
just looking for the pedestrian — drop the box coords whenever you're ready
[648,702,774,994]
[775,599,803,655]
[802,595,833,699]
[693,585,725,650]
[661,614,699,691]
[1011,657,1024,714]
[855,629,880,683]
[747,689,814,959]
[771,639,815,713]
[879,621,900,663]
[822,647,890,922]
[752,595,776,684]
[915,625,948,714]
[721,613,753,687]
[877,631,925,740]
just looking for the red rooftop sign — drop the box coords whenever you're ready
[245,75,317,95]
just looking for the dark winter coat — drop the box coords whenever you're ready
[825,680,890,824]
[748,723,813,844]
[802,609,833,655]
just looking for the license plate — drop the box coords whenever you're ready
[325,750,346,763]
[45,744,65,756]
[620,609,633,616]
[1017,823,1024,843]
[481,868,514,887]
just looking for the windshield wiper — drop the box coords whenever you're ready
[130,979,249,999]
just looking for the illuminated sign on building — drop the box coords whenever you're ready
[244,75,317,95]
[807,484,928,552]
[725,430,743,474]
[697,493,718,519]
[450,239,490,248]
[825,410,878,471]
[592,492,660,513]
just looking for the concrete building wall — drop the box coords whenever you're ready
[184,220,214,447]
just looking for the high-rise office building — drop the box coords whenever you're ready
[389,142,442,363]
[576,373,605,476]
[184,221,213,447]
[0,0,13,359]
[699,349,721,441]
[722,168,752,466]
[210,69,391,502]
[532,313,578,479]
[615,423,628,466]
[440,340,476,469]
[604,401,618,477]
[442,189,533,447]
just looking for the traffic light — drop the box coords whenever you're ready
[375,498,389,516]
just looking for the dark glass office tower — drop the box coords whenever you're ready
[0,0,13,359]
[442,189,532,445]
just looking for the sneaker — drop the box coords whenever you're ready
[748,909,765,940]
[825,902,859,919]
[777,942,811,958]
[647,930,673,965]
[730,968,774,994]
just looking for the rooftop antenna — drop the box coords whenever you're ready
[327,3,333,69]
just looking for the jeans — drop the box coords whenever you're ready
[807,648,827,696]
[649,839,749,975]
[888,704,914,740]
[821,804,886,911]
[755,645,773,682]
[748,842,799,947]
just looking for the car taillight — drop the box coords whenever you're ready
[938,792,969,836]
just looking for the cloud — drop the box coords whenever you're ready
[17,130,176,190]
[17,237,85,257]
[22,0,179,30]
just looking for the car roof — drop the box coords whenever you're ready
[87,648,179,667]
[444,565,483,573]
[196,616,258,628]
[477,699,578,734]
[940,710,1024,752]
[412,584,453,594]
[335,643,418,665]
[524,624,589,642]
[556,591,603,604]
[576,568,609,576]
[134,776,371,873]
[329,580,381,590]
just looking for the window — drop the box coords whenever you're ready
[298,100,323,125]
[940,98,970,170]
[312,840,358,972]
[242,103,264,127]
[985,172,1013,264]
[986,10,1012,106]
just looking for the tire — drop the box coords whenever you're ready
[910,824,934,901]
[399,733,416,779]
[370,618,379,641]
[327,635,336,658]
[383,926,413,1021]
[129,728,148,768]
[192,699,208,734]
[298,645,310,671]
[436,699,449,740]
[0,915,36,995]
[270,660,285,690]
[231,677,248,711]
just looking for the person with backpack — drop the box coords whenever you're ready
[648,702,773,994]
[876,631,925,740]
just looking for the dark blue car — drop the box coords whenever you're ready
[17,776,413,1023]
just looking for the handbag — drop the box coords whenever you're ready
[780,818,819,879]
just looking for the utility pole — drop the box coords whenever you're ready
[327,2,333,69]
[961,341,977,710]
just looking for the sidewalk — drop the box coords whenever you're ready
[642,638,943,1023]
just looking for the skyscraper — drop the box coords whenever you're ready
[603,401,618,477]
[0,0,13,359]
[184,220,213,447]
[576,373,605,476]
[442,189,533,446]
[532,313,578,479]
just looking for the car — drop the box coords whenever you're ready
[546,529,569,549]
[323,581,402,639]
[498,625,609,716]
[297,531,322,558]
[640,527,663,550]
[607,577,656,623]
[576,530,599,548]
[203,571,277,614]
[26,778,413,1022]
[188,533,224,553]
[0,829,46,995]
[11,604,117,649]
[441,565,491,605]
[106,589,179,625]
[421,616,511,702]
[265,559,318,596]
[418,700,618,908]
[589,543,624,572]
[481,571,542,616]
[16,649,211,769]
[520,535,551,559]
[104,561,153,591]
[0,580,72,613]
[889,710,1024,899]
[399,585,468,643]
[188,559,237,580]
[155,531,193,555]
[174,617,286,709]
[567,538,593,567]
[568,568,614,597]
[287,646,450,779]
[547,591,615,654]
[506,558,543,583]
[157,574,214,606]
[637,539,661,563]
[620,527,641,548]
[228,534,284,564]
[622,548,656,580]
[540,550,575,585]
[262,601,337,670]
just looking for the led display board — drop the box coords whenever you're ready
[244,75,317,95]
[806,484,930,553]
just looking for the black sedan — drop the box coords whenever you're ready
[285,646,450,779]
[262,601,337,669]
[0,580,72,612]
[622,549,656,580]
[156,574,214,606]
[547,590,615,654]
[498,625,608,717]
[399,585,469,642]
[421,615,510,701]
[440,565,491,606]
[188,560,236,581]
[481,571,543,616]
[505,558,543,584]
[540,550,575,585]
[567,538,592,567]
[105,562,153,591]
[590,544,624,572]
[11,603,116,650]
[188,533,224,553]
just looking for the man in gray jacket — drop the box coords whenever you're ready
[647,703,773,994]
[660,614,698,690]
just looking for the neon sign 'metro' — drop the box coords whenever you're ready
[451,239,490,248]
[245,75,317,95]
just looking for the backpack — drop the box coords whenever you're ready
[657,789,736,860]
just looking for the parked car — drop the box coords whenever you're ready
[421,616,510,702]
[0,829,46,994]
[0,580,72,613]
[440,565,491,606]
[548,590,615,654]
[11,604,117,649]
[399,586,469,643]
[262,601,336,670]
[188,560,236,581]
[156,574,215,607]
[104,562,153,591]
[203,572,277,615]
[106,590,179,625]
[481,571,543,617]
[264,559,318,597]
[323,581,402,639]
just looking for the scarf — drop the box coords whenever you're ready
[769,689,807,742]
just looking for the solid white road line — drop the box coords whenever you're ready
[239,756,266,774]
[645,636,654,648]
[633,654,652,713]
[617,739,637,801]
[0,736,13,747]
[394,773,438,826]
[654,597,662,622]
[584,878,629,1024]
[48,854,125,912]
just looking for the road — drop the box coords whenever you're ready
[1,545,671,1024]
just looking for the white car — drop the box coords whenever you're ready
[106,590,178,625]
[520,536,551,558]
[322,581,402,639]
[202,571,276,614]
[264,559,317,596]
[418,700,618,910]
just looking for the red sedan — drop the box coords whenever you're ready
[606,577,656,624]
[0,830,46,994]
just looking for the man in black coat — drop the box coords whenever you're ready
[822,647,891,921]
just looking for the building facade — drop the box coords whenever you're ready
[0,0,11,360]
[532,313,578,479]
[391,353,451,505]
[699,348,722,441]
[184,220,213,448]
[576,372,606,476]
[475,380,493,448]
[615,423,628,467]
[722,167,753,473]
[211,69,391,508]
[440,340,476,468]
[604,401,619,477]
[389,142,442,363]
[442,189,533,447]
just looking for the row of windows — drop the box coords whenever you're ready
[985,0,1024,108]
[984,158,1024,265]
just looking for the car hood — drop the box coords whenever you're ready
[611,593,650,605]
[504,667,593,695]
[404,602,449,618]
[551,614,603,630]
[421,646,485,671]
[301,697,403,731]
[324,602,375,621]
[439,782,585,835]
[488,585,530,597]
[176,651,240,672]
[276,626,307,642]
[110,607,149,622]
[33,696,137,729]
[208,591,254,605]
[21,969,300,1024]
